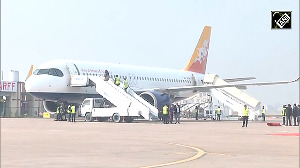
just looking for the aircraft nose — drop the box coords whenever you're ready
[25,75,39,92]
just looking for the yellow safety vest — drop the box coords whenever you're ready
[163,105,168,115]
[115,77,120,85]
[262,108,265,114]
[124,80,129,88]
[243,108,249,116]
[71,106,76,114]
[217,108,221,114]
[282,108,286,116]
[56,107,60,114]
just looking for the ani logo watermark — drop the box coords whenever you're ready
[271,11,292,29]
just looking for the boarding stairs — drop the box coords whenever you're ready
[177,93,213,112]
[70,75,158,120]
[203,74,261,120]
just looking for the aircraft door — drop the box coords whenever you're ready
[191,74,197,86]
[128,74,137,86]
[66,63,80,76]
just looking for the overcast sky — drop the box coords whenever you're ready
[1,0,299,105]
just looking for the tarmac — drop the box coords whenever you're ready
[1,117,299,168]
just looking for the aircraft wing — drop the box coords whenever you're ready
[154,77,300,94]
[223,77,256,82]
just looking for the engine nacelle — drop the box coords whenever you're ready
[139,91,172,111]
[43,101,60,113]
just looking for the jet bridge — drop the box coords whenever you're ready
[204,74,261,120]
[70,75,158,120]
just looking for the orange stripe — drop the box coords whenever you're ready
[26,65,34,80]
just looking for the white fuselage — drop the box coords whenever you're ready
[25,60,205,103]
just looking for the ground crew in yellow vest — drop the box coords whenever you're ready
[217,106,221,121]
[124,78,129,92]
[282,105,286,125]
[261,106,266,122]
[71,105,76,122]
[114,75,120,86]
[56,106,61,121]
[67,105,71,122]
[242,105,249,127]
[162,105,169,124]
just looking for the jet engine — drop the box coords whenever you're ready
[43,101,60,113]
[139,91,172,111]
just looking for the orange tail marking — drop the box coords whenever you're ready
[26,65,34,81]
[184,26,211,74]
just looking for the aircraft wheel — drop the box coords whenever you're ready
[85,113,93,122]
[112,113,121,123]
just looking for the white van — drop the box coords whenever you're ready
[80,98,139,123]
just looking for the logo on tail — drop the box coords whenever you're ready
[194,40,209,63]
[184,26,211,74]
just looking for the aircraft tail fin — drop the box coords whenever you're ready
[26,65,34,81]
[184,26,211,74]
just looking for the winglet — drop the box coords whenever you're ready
[292,77,300,83]
[26,65,34,81]
[184,26,212,74]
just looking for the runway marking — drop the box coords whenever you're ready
[141,143,206,168]
[208,152,235,157]
[267,133,300,136]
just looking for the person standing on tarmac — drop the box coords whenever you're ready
[282,105,286,125]
[162,104,169,124]
[71,104,76,122]
[216,106,221,121]
[286,104,292,126]
[261,106,266,122]
[242,104,249,127]
[195,105,199,120]
[174,103,181,124]
[67,105,71,122]
[56,106,61,121]
[114,75,120,86]
[169,104,174,124]
[297,104,300,126]
[292,104,298,126]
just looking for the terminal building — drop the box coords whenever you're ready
[0,70,44,118]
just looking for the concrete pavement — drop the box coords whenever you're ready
[1,118,299,168]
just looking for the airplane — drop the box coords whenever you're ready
[25,26,299,113]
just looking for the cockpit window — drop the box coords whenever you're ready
[54,69,64,77]
[34,68,64,77]
[33,69,39,75]
[37,69,50,75]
